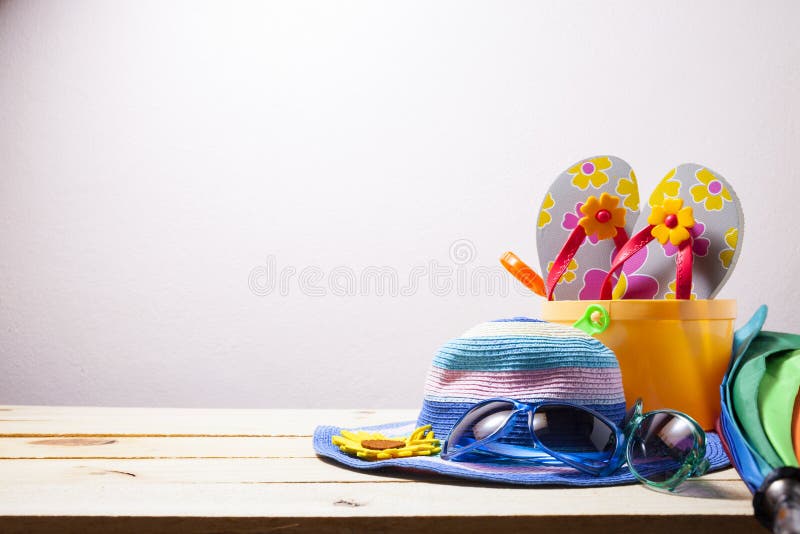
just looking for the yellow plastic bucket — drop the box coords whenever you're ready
[542,299,736,430]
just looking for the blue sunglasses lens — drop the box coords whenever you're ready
[446,401,617,467]
[531,405,617,462]
[445,400,517,456]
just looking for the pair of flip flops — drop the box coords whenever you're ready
[524,155,744,300]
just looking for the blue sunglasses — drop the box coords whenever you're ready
[441,398,709,490]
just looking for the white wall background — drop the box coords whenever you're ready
[1,0,798,408]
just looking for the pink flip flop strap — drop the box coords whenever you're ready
[674,239,694,299]
[599,225,694,300]
[546,227,630,301]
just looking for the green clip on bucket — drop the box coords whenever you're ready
[543,299,736,430]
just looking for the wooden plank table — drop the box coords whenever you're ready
[0,405,761,533]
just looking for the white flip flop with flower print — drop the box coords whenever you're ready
[598,163,743,300]
[536,155,641,300]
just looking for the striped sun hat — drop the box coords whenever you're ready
[416,317,627,437]
[313,316,730,486]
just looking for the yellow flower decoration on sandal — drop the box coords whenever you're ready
[569,157,611,190]
[719,227,738,269]
[612,272,628,300]
[332,425,441,460]
[665,279,697,300]
[691,168,732,212]
[538,192,555,229]
[648,198,695,246]
[649,168,681,208]
[547,258,579,284]
[578,193,626,241]
[615,170,640,212]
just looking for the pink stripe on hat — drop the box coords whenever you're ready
[425,367,623,400]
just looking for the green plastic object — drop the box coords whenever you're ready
[572,305,610,336]
[758,349,800,467]
[731,332,800,468]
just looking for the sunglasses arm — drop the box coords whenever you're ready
[445,441,573,465]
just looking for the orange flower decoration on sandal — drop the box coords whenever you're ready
[578,193,626,241]
[648,198,695,246]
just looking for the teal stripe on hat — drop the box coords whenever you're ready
[432,336,619,371]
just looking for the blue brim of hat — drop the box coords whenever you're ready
[313,420,731,487]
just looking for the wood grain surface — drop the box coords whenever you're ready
[0,405,761,533]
